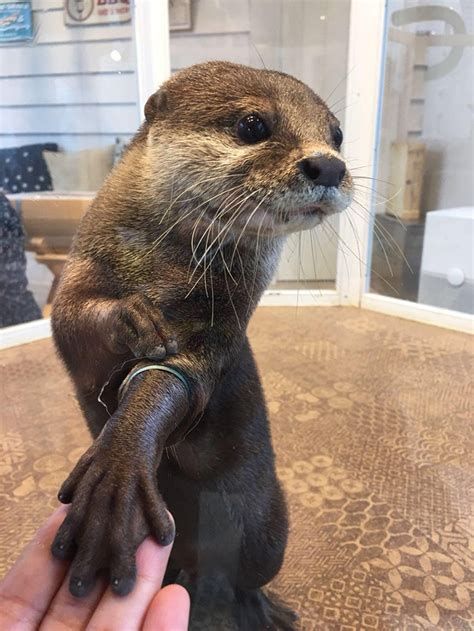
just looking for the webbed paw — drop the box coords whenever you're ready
[51,436,173,597]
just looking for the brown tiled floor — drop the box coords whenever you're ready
[1,307,473,629]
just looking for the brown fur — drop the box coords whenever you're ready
[50,62,353,628]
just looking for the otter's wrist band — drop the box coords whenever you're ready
[118,364,192,403]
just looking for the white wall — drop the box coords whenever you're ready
[171,0,251,71]
[0,0,140,151]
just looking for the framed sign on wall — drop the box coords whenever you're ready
[169,0,191,31]
[0,1,33,42]
[64,0,131,26]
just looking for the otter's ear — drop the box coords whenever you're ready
[144,88,168,123]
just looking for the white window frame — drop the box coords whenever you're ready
[337,0,472,334]
[133,0,170,118]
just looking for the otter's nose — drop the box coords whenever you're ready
[298,156,346,187]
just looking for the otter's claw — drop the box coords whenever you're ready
[107,293,178,360]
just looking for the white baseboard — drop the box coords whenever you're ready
[0,318,52,350]
[260,289,339,307]
[362,293,474,334]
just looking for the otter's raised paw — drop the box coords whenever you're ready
[51,435,174,597]
[107,293,178,360]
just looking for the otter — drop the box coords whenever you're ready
[50,61,353,629]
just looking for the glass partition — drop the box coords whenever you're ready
[169,0,352,290]
[369,0,474,314]
[0,0,140,327]
[0,0,355,332]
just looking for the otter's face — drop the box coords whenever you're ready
[144,62,353,240]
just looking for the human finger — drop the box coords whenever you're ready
[142,584,190,631]
[86,537,173,631]
[39,571,106,631]
[0,506,69,630]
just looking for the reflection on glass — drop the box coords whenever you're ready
[169,0,352,290]
[0,0,354,330]
[0,1,139,327]
[370,0,474,314]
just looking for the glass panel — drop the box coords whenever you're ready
[369,0,474,313]
[0,0,140,328]
[169,0,352,290]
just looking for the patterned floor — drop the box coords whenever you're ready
[1,307,473,630]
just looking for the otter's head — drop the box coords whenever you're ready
[143,61,353,240]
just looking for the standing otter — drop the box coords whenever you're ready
[51,61,353,629]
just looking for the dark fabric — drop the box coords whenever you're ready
[0,143,58,194]
[0,192,42,326]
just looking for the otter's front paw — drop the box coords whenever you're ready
[51,437,174,598]
[107,293,178,360]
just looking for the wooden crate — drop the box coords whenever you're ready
[387,141,426,221]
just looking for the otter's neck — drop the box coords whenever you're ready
[163,226,285,325]
[85,153,286,325]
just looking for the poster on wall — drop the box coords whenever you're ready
[169,0,192,31]
[0,2,33,42]
[64,0,131,26]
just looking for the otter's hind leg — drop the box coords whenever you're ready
[189,443,295,629]
[233,482,297,630]
[235,589,297,631]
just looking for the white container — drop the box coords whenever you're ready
[418,207,474,314]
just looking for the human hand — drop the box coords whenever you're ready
[0,506,190,631]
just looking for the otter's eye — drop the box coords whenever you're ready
[333,126,343,149]
[236,114,270,144]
